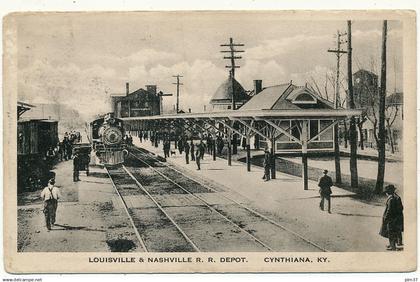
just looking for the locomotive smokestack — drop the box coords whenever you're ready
[126,82,129,96]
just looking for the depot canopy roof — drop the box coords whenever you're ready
[121,109,363,121]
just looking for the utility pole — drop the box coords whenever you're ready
[221,38,244,156]
[328,30,347,184]
[172,75,183,113]
[375,20,387,194]
[347,20,358,188]
[220,37,244,110]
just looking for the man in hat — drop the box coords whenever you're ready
[380,184,404,251]
[190,139,195,161]
[73,152,80,182]
[195,140,205,170]
[163,139,170,158]
[184,141,190,164]
[40,178,60,230]
[262,150,271,182]
[318,169,333,213]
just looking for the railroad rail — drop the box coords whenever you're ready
[129,146,329,252]
[106,165,200,252]
[127,152,274,251]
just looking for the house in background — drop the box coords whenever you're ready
[351,69,403,153]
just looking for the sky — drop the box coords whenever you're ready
[15,12,403,119]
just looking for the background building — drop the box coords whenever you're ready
[209,75,251,111]
[112,83,161,118]
[351,69,403,153]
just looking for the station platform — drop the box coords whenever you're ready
[17,140,393,252]
[17,160,139,252]
[135,138,389,252]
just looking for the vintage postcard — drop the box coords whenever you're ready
[3,10,417,273]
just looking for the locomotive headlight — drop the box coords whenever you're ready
[102,127,123,145]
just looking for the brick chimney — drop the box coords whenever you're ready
[126,82,129,96]
[146,85,157,96]
[254,80,263,95]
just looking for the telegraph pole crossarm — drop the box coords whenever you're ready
[220,37,245,111]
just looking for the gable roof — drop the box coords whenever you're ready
[240,83,334,111]
[239,83,293,110]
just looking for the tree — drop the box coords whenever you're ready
[375,20,387,194]
[385,95,400,153]
[347,20,358,188]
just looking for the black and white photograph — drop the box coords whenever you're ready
[3,10,417,273]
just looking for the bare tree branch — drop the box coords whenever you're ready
[310,76,323,99]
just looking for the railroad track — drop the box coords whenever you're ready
[106,165,199,252]
[106,157,276,252]
[127,147,329,252]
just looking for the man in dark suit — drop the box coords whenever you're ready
[318,169,333,213]
[163,139,170,158]
[184,141,190,164]
[262,150,271,182]
[177,137,184,154]
[73,153,80,182]
[195,141,204,170]
[380,184,404,251]
[190,139,195,161]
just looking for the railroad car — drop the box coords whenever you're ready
[89,113,127,166]
[17,119,59,191]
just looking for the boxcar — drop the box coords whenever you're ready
[17,119,59,191]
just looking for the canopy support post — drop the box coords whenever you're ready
[301,120,309,190]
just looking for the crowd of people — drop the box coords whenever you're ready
[162,136,205,170]
[46,131,82,169]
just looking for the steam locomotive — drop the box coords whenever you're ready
[89,113,127,166]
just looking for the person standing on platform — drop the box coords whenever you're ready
[150,132,154,145]
[184,141,190,164]
[46,147,55,169]
[62,136,69,160]
[262,150,271,182]
[57,141,65,161]
[64,137,72,160]
[73,153,80,182]
[190,139,195,161]
[318,170,333,213]
[177,137,184,155]
[127,133,133,146]
[195,141,205,170]
[242,137,247,150]
[206,136,211,153]
[380,184,404,251]
[163,139,170,158]
[217,136,224,155]
[139,131,143,143]
[199,140,205,160]
[41,178,60,231]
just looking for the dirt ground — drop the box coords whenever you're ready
[17,160,141,252]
